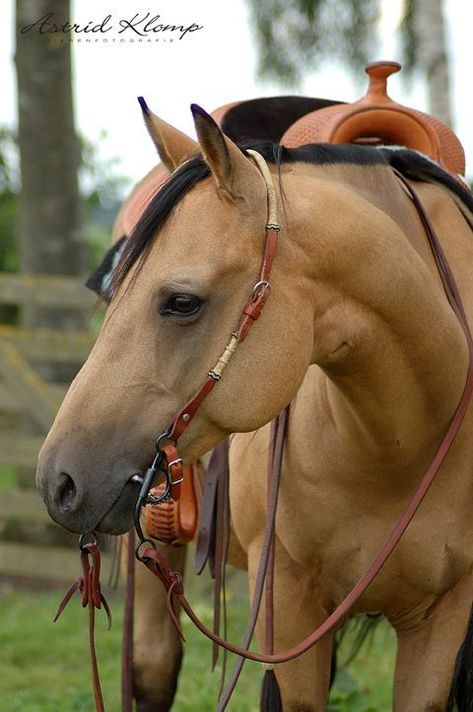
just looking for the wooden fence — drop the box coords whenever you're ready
[0,271,112,581]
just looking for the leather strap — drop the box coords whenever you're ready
[216,410,288,710]
[121,531,134,712]
[195,442,228,576]
[54,543,112,712]
[166,227,280,445]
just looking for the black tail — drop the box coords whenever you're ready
[448,603,473,711]
[260,668,282,712]
[336,613,382,667]
[329,613,382,691]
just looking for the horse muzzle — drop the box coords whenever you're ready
[36,457,143,535]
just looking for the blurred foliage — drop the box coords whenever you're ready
[79,133,131,271]
[245,0,379,86]
[80,131,130,212]
[0,127,131,279]
[0,128,19,274]
[244,0,438,87]
[0,129,20,323]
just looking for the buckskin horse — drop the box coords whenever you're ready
[36,62,473,711]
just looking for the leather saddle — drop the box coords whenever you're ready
[141,60,466,545]
[216,60,465,175]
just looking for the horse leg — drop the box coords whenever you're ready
[122,540,187,712]
[248,538,333,712]
[391,570,473,712]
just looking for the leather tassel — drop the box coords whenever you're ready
[260,668,282,712]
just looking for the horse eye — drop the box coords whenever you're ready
[162,293,202,317]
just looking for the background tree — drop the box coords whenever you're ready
[15,0,85,334]
[247,0,454,126]
[403,0,452,125]
[13,0,85,496]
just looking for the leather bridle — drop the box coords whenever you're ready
[133,149,281,551]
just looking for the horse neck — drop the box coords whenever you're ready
[287,164,469,462]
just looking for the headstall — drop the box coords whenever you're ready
[133,149,281,553]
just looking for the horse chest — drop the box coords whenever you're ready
[273,457,473,612]
[230,426,473,615]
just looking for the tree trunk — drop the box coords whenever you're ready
[15,0,85,331]
[14,0,86,490]
[414,0,453,127]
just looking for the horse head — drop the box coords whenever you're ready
[36,103,315,534]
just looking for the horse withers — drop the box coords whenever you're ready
[36,95,473,711]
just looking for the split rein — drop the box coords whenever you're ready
[55,155,473,710]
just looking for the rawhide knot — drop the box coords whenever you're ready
[54,541,111,628]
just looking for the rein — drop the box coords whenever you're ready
[54,539,112,712]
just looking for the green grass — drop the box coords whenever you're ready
[0,465,18,490]
[0,582,396,711]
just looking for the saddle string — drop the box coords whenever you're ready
[137,169,473,666]
[214,445,231,696]
[260,416,284,712]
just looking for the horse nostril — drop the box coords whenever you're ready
[59,473,77,512]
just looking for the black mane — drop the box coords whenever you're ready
[113,141,473,291]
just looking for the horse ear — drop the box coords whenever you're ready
[138,97,199,171]
[191,103,261,200]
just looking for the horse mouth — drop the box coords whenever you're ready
[95,476,141,535]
